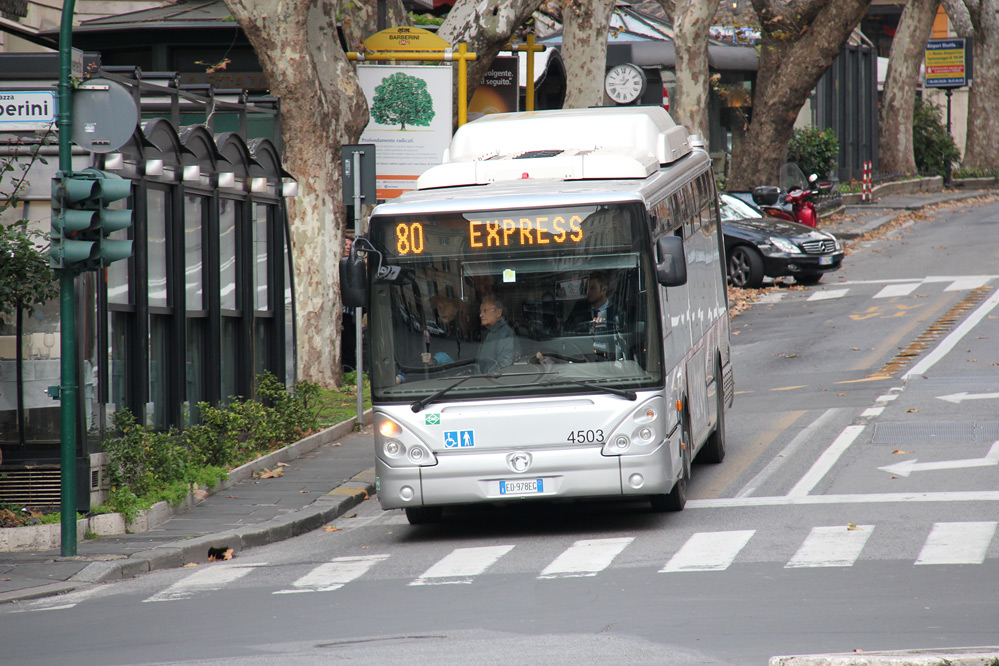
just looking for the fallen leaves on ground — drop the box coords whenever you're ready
[324,525,342,532]
[184,562,199,568]
[847,523,860,531]
[256,467,285,479]
[208,547,234,561]
[892,449,911,455]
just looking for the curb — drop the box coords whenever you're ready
[68,468,377,586]
[770,646,999,666]
[0,411,372,553]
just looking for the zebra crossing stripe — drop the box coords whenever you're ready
[144,563,264,602]
[785,525,874,568]
[807,289,849,302]
[874,283,920,299]
[539,537,633,579]
[944,277,992,291]
[660,530,755,572]
[915,522,998,565]
[410,545,515,586]
[273,554,389,594]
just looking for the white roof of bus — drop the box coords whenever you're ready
[416,107,693,190]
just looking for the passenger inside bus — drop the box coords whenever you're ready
[476,296,515,373]
[564,271,620,334]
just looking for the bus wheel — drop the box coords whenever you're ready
[405,506,443,525]
[698,360,727,464]
[651,412,690,513]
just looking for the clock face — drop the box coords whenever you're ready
[604,63,647,104]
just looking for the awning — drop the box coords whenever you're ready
[631,42,757,72]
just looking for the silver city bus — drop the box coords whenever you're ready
[341,107,733,524]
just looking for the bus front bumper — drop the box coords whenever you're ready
[375,443,676,510]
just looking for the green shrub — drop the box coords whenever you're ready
[788,126,839,179]
[913,95,961,177]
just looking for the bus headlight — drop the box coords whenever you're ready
[602,397,666,456]
[407,443,435,465]
[383,439,403,458]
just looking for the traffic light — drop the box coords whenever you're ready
[50,169,133,271]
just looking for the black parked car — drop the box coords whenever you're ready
[719,192,844,288]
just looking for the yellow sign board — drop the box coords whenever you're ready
[363,26,451,52]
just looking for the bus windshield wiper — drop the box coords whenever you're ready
[539,376,637,400]
[410,373,501,412]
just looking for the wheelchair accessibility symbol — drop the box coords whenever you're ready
[444,430,475,448]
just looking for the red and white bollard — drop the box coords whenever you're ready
[861,161,872,203]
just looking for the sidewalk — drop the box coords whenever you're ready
[819,188,993,240]
[0,418,376,604]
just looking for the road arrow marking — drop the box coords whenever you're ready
[937,391,999,404]
[879,440,999,477]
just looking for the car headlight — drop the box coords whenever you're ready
[769,236,801,254]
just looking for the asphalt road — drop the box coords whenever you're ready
[2,198,997,665]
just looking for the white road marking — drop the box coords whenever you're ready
[874,283,919,299]
[538,537,633,579]
[785,525,874,568]
[904,287,999,379]
[755,292,787,304]
[687,491,999,509]
[944,276,992,291]
[144,563,264,602]
[862,407,884,417]
[937,391,999,404]
[807,289,849,301]
[410,545,515,586]
[735,408,841,498]
[879,441,999,477]
[273,555,389,594]
[660,531,755,572]
[915,522,998,565]
[787,425,866,497]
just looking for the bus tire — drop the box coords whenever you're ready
[405,505,443,525]
[698,359,727,464]
[652,410,690,512]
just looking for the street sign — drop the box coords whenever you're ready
[0,90,57,130]
[341,144,377,203]
[925,38,971,89]
[71,78,139,153]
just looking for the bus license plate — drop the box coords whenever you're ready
[819,256,832,265]
[499,479,543,495]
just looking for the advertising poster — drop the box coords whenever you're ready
[469,56,519,121]
[358,64,453,199]
[925,38,968,88]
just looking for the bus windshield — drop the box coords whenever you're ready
[365,202,664,403]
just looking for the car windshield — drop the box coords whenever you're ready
[365,202,664,402]
[719,194,763,222]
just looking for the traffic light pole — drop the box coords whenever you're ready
[57,0,79,556]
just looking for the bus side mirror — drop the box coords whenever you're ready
[656,235,687,287]
[339,247,368,308]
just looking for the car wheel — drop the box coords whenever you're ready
[794,272,823,285]
[405,506,443,525]
[727,246,765,288]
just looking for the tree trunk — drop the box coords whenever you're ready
[223,0,368,388]
[438,0,545,124]
[727,0,872,190]
[959,0,999,169]
[340,0,409,52]
[880,0,940,174]
[667,0,720,139]
[561,0,617,108]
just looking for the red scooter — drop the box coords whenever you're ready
[750,173,819,227]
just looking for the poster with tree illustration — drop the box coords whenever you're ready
[358,65,452,199]
[371,72,435,130]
